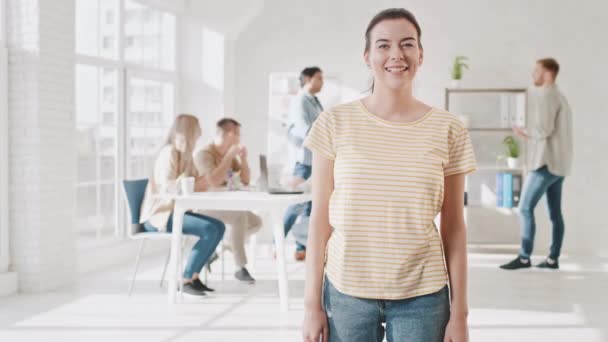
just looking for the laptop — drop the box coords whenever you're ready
[259,155,304,194]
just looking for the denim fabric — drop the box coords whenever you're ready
[518,165,566,259]
[283,162,312,250]
[144,212,225,279]
[323,277,450,342]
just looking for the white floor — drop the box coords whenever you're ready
[0,245,607,342]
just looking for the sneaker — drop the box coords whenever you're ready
[192,278,215,292]
[235,267,255,283]
[294,250,306,261]
[499,256,531,270]
[536,258,559,269]
[182,282,207,296]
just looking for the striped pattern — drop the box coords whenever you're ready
[304,100,477,300]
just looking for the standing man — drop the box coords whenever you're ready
[283,66,324,261]
[193,118,262,283]
[500,58,573,270]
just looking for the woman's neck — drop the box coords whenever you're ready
[363,85,430,123]
[369,86,416,113]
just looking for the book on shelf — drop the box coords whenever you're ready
[496,172,522,208]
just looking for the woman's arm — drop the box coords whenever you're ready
[441,173,469,341]
[302,152,334,342]
[155,146,181,193]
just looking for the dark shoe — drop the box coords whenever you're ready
[235,267,255,283]
[205,252,219,273]
[192,278,215,292]
[182,283,206,296]
[500,257,531,270]
[536,258,559,269]
[294,250,306,261]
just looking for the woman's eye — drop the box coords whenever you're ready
[378,44,389,49]
[402,43,414,48]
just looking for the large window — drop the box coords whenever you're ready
[75,0,177,241]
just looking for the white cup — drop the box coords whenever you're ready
[180,177,195,195]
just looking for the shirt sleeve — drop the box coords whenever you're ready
[528,91,559,140]
[303,110,336,160]
[444,127,477,176]
[193,149,216,177]
[154,146,181,194]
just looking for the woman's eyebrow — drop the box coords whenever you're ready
[375,37,416,44]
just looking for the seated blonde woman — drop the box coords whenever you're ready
[139,114,225,297]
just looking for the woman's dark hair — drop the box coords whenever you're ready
[365,8,422,54]
[299,66,322,87]
[364,8,422,93]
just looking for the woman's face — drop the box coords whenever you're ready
[365,19,423,92]
[174,126,201,153]
[174,133,188,153]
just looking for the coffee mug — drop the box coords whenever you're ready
[180,177,195,195]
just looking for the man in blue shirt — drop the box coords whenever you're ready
[284,66,324,261]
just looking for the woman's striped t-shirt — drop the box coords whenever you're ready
[304,100,477,300]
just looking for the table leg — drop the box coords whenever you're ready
[168,205,185,305]
[270,208,289,312]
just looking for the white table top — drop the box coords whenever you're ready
[155,190,311,211]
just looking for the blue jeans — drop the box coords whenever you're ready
[144,213,225,279]
[323,277,450,342]
[283,162,312,251]
[519,165,565,260]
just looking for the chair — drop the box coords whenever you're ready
[122,179,174,296]
[122,179,256,291]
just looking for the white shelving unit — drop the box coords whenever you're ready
[445,88,528,244]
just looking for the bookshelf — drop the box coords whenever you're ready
[445,88,528,243]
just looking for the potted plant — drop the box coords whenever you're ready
[451,56,469,88]
[502,136,520,169]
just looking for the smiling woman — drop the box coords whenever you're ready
[302,8,476,342]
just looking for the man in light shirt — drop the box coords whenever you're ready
[501,58,573,270]
[193,118,262,283]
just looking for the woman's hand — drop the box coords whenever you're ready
[443,315,468,342]
[302,307,329,342]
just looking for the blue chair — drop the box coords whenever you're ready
[122,179,174,296]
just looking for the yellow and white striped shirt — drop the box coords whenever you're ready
[304,100,477,300]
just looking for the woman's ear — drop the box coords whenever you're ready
[364,51,371,69]
[418,47,424,66]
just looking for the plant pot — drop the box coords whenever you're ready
[450,79,462,88]
[507,157,520,169]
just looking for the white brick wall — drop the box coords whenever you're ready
[6,0,76,292]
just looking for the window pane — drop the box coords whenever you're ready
[76,0,119,59]
[127,78,174,178]
[75,64,118,239]
[124,0,175,70]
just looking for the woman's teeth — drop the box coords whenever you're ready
[385,66,408,72]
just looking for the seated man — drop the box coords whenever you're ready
[193,118,262,283]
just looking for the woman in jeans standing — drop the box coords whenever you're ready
[302,8,476,342]
[139,114,225,297]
